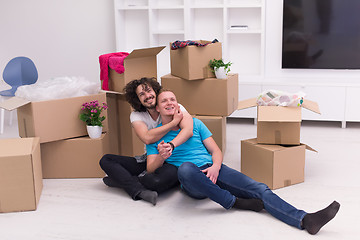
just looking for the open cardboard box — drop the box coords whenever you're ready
[161,73,238,116]
[0,138,42,213]
[237,98,321,145]
[108,46,165,93]
[170,40,222,80]
[241,138,316,190]
[0,93,108,144]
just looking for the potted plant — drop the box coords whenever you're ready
[209,58,232,79]
[79,100,108,139]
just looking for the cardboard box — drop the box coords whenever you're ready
[99,91,145,157]
[108,46,165,93]
[161,73,238,116]
[41,133,117,178]
[194,115,226,153]
[0,93,108,144]
[0,138,42,213]
[241,138,316,190]
[237,98,320,145]
[170,40,222,80]
[115,93,145,156]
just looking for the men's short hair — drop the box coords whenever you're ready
[156,89,175,104]
[123,77,162,112]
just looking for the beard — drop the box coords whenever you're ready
[146,104,156,110]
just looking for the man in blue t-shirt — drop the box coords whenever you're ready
[146,90,340,235]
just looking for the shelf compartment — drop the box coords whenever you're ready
[227,0,262,8]
[189,8,224,41]
[115,9,150,52]
[151,9,184,34]
[191,0,224,8]
[227,7,262,31]
[117,0,149,9]
[151,0,184,9]
[227,34,262,75]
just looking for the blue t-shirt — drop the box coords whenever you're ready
[146,118,213,167]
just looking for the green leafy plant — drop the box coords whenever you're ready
[209,58,232,74]
[79,100,108,127]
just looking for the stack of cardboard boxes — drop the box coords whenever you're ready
[238,97,321,189]
[0,92,117,212]
[161,40,239,152]
[0,46,168,213]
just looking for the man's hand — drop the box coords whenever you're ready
[157,140,172,160]
[171,106,183,126]
[201,165,221,184]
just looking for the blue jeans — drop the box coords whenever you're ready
[177,162,307,229]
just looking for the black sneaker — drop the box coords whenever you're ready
[103,176,121,188]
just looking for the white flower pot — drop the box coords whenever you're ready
[86,125,102,139]
[215,66,227,79]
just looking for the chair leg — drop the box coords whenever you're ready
[9,110,13,126]
[1,108,4,134]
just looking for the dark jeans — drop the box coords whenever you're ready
[99,154,179,200]
[178,162,307,229]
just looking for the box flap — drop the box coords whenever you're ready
[126,46,166,60]
[304,144,317,153]
[0,138,35,157]
[0,97,31,111]
[100,89,125,95]
[258,106,301,122]
[237,98,257,110]
[302,99,320,114]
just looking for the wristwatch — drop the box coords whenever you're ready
[167,141,175,151]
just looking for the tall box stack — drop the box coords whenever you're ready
[162,40,238,152]
[238,97,320,189]
[105,46,167,157]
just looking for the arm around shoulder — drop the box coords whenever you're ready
[170,110,193,147]
[132,120,177,145]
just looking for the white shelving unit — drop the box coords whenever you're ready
[114,0,265,79]
[114,1,360,128]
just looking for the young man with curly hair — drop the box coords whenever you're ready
[100,78,193,205]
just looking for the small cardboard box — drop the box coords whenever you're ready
[194,115,226,153]
[170,40,222,80]
[161,73,238,116]
[108,46,165,93]
[0,138,43,213]
[241,138,316,190]
[0,93,108,144]
[237,98,320,145]
[41,133,116,178]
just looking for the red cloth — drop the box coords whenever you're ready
[99,52,129,90]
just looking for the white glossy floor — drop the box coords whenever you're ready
[0,116,359,240]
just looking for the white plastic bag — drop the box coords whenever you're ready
[257,90,305,107]
[15,76,101,101]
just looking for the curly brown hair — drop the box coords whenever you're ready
[123,77,162,112]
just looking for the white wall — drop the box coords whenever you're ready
[0,0,116,88]
[265,1,360,85]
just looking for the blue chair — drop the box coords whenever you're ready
[0,57,38,134]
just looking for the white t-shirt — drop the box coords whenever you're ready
[130,103,186,130]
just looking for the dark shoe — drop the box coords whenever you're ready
[103,176,122,188]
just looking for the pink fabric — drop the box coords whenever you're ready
[99,52,129,90]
